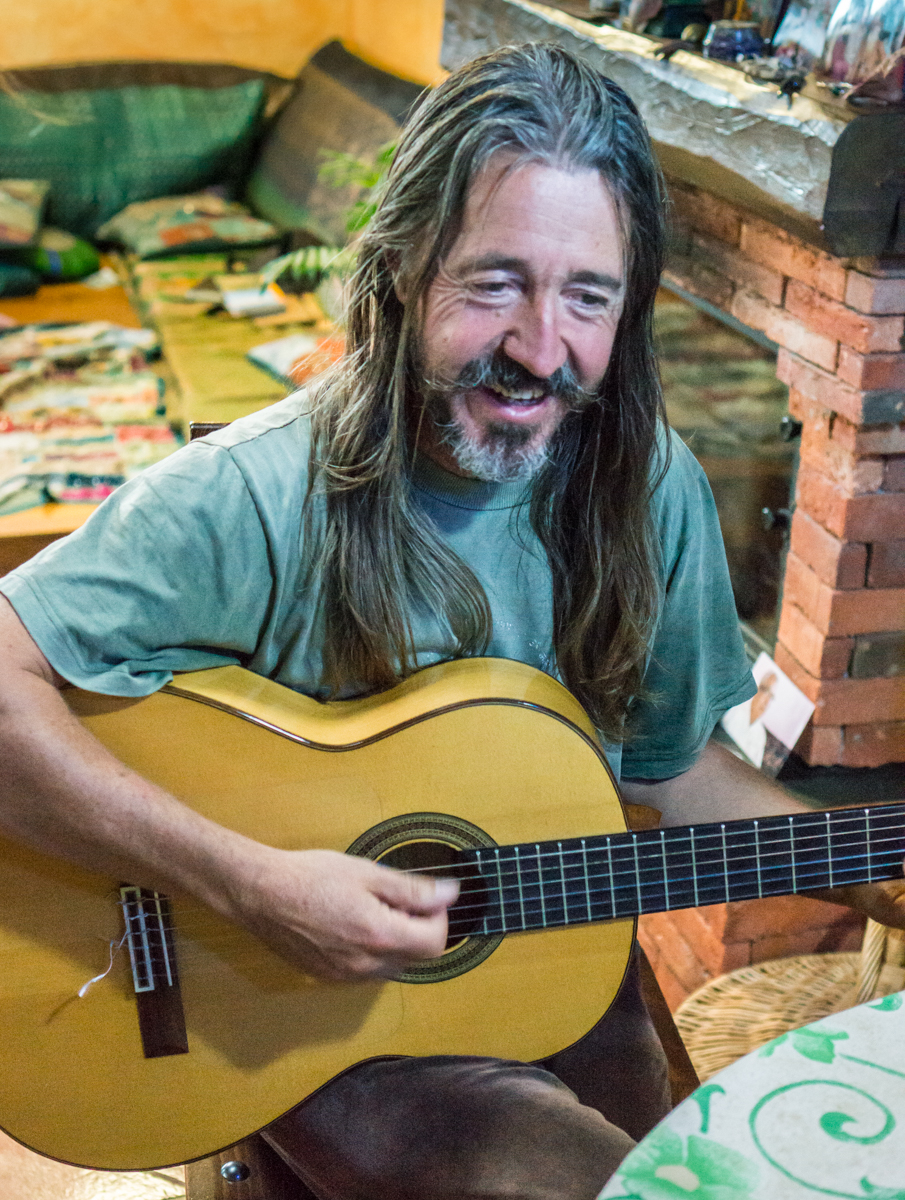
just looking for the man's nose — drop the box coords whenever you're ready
[501,295,569,381]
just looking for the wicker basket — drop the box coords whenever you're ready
[674,919,905,1082]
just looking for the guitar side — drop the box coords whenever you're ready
[0,658,634,1170]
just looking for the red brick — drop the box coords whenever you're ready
[721,893,858,942]
[796,721,843,765]
[796,464,905,540]
[691,232,786,305]
[785,279,905,354]
[775,644,905,723]
[778,350,905,426]
[753,923,863,963]
[732,290,837,370]
[800,423,885,494]
[829,416,905,456]
[795,466,848,535]
[885,458,905,491]
[636,912,715,996]
[842,721,905,767]
[869,541,905,588]
[784,551,905,635]
[828,587,905,636]
[789,509,867,590]
[668,181,743,246]
[782,551,833,628]
[845,271,905,315]
[777,601,853,676]
[740,218,848,300]
[648,907,728,976]
[837,345,905,391]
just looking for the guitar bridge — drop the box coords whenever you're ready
[120,886,189,1058]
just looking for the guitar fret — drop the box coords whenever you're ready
[582,839,592,923]
[754,820,762,898]
[789,817,796,892]
[827,812,834,888]
[536,844,547,928]
[495,847,507,934]
[661,830,670,910]
[866,808,873,884]
[514,846,526,930]
[558,843,569,925]
[606,837,616,919]
[690,827,699,907]
[722,824,729,903]
[633,835,643,915]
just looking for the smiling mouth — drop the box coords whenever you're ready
[481,383,548,407]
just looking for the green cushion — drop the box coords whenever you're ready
[0,64,287,239]
[246,41,424,244]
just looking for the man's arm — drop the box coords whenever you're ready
[0,596,457,981]
[621,739,805,826]
[622,738,905,928]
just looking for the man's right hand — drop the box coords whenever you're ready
[0,598,458,986]
[223,848,460,981]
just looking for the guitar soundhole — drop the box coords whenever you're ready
[347,813,504,984]
[377,840,487,948]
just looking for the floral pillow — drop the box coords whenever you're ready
[96,193,279,260]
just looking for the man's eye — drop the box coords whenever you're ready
[575,292,607,308]
[473,280,510,294]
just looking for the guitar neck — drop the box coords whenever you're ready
[450,804,905,939]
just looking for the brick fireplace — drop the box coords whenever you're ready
[664,180,905,769]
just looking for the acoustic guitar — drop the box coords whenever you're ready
[0,657,901,1170]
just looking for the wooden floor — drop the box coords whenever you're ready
[0,1131,184,1199]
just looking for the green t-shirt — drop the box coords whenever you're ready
[0,392,754,781]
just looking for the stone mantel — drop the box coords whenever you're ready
[442,0,851,243]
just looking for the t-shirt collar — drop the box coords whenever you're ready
[410,450,531,511]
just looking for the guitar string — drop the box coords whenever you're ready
[104,822,905,937]
[100,809,905,929]
[403,816,905,885]
[28,839,900,980]
[404,813,905,884]
[103,835,905,944]
[108,818,905,924]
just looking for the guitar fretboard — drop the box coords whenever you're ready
[448,804,905,939]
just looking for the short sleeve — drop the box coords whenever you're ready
[620,434,756,779]
[0,441,275,696]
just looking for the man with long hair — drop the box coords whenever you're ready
[1,43,903,1200]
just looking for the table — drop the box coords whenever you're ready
[598,990,905,1199]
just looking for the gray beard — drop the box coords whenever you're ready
[437,414,551,483]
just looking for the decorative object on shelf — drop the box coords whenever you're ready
[771,0,839,69]
[821,0,905,83]
[703,18,766,58]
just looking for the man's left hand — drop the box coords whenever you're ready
[814,879,905,931]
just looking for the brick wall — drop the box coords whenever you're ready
[638,896,864,1011]
[666,180,905,768]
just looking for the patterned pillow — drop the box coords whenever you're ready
[0,64,291,239]
[246,41,425,244]
[96,194,279,259]
[0,180,49,247]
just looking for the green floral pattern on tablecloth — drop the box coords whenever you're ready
[598,992,905,1200]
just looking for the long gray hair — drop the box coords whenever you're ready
[307,42,668,741]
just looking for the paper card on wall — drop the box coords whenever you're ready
[720,652,816,776]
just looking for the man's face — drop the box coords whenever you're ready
[414,153,626,481]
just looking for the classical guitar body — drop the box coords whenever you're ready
[0,658,634,1170]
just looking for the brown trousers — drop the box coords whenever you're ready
[263,957,670,1200]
